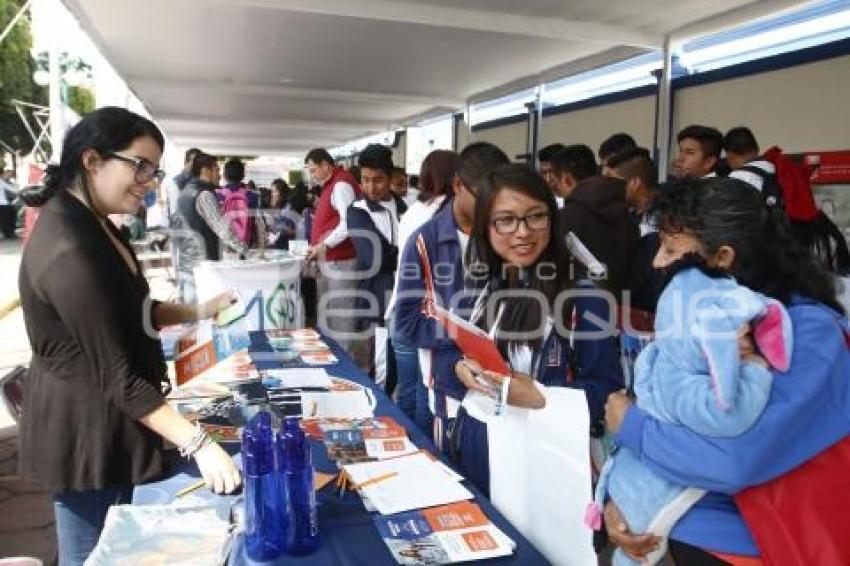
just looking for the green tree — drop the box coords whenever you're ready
[66,85,94,116]
[0,0,46,154]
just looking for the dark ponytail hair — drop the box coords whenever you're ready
[20,106,164,208]
[468,163,575,349]
[792,212,850,276]
[652,177,843,314]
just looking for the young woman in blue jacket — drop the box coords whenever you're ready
[604,177,850,565]
[448,163,624,496]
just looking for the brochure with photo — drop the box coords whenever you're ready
[374,501,515,564]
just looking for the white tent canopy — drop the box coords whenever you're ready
[61,0,815,156]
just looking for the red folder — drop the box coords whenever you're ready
[431,304,511,376]
[415,233,510,376]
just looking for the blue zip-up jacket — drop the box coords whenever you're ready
[525,287,625,423]
[616,298,850,556]
[394,201,469,402]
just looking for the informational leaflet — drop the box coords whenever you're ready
[302,416,407,441]
[300,390,375,419]
[374,501,515,565]
[265,368,333,389]
[343,453,473,516]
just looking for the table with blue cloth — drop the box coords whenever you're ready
[135,332,549,565]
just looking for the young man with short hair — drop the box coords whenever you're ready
[395,142,509,446]
[607,147,658,224]
[348,144,406,382]
[173,153,248,301]
[598,132,636,175]
[723,126,781,203]
[305,147,362,350]
[556,144,642,301]
[672,125,723,179]
[165,147,201,220]
[550,144,597,199]
[607,147,663,312]
[390,166,418,207]
[537,143,566,194]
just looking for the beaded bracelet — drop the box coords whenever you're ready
[179,425,212,459]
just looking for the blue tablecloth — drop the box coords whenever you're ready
[135,332,548,565]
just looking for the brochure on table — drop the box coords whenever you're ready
[374,501,515,565]
[342,452,474,516]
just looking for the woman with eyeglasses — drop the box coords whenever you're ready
[18,107,241,565]
[448,163,623,497]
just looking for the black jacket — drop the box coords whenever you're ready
[18,190,167,491]
[347,197,401,323]
[559,176,643,301]
[177,178,220,261]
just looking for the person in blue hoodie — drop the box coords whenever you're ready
[603,177,850,565]
[589,260,794,566]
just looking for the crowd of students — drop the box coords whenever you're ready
[301,124,850,565]
[15,106,850,565]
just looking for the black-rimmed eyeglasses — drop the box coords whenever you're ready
[107,153,166,185]
[491,211,551,235]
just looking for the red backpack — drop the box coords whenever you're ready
[221,185,253,245]
[762,146,818,222]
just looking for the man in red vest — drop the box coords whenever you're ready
[305,148,362,352]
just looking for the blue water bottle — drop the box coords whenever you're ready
[279,417,319,555]
[243,411,286,561]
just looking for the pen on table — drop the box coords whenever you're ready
[352,471,399,490]
[175,479,207,498]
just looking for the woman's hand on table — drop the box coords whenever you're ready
[605,391,633,434]
[197,290,238,320]
[604,500,661,562]
[194,442,242,494]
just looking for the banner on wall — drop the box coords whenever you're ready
[806,150,850,185]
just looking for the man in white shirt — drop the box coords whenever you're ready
[348,144,404,381]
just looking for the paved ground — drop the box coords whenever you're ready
[0,236,54,563]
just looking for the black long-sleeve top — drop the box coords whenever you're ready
[18,189,167,491]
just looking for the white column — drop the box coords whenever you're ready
[654,35,675,183]
[47,0,64,161]
[527,85,544,168]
